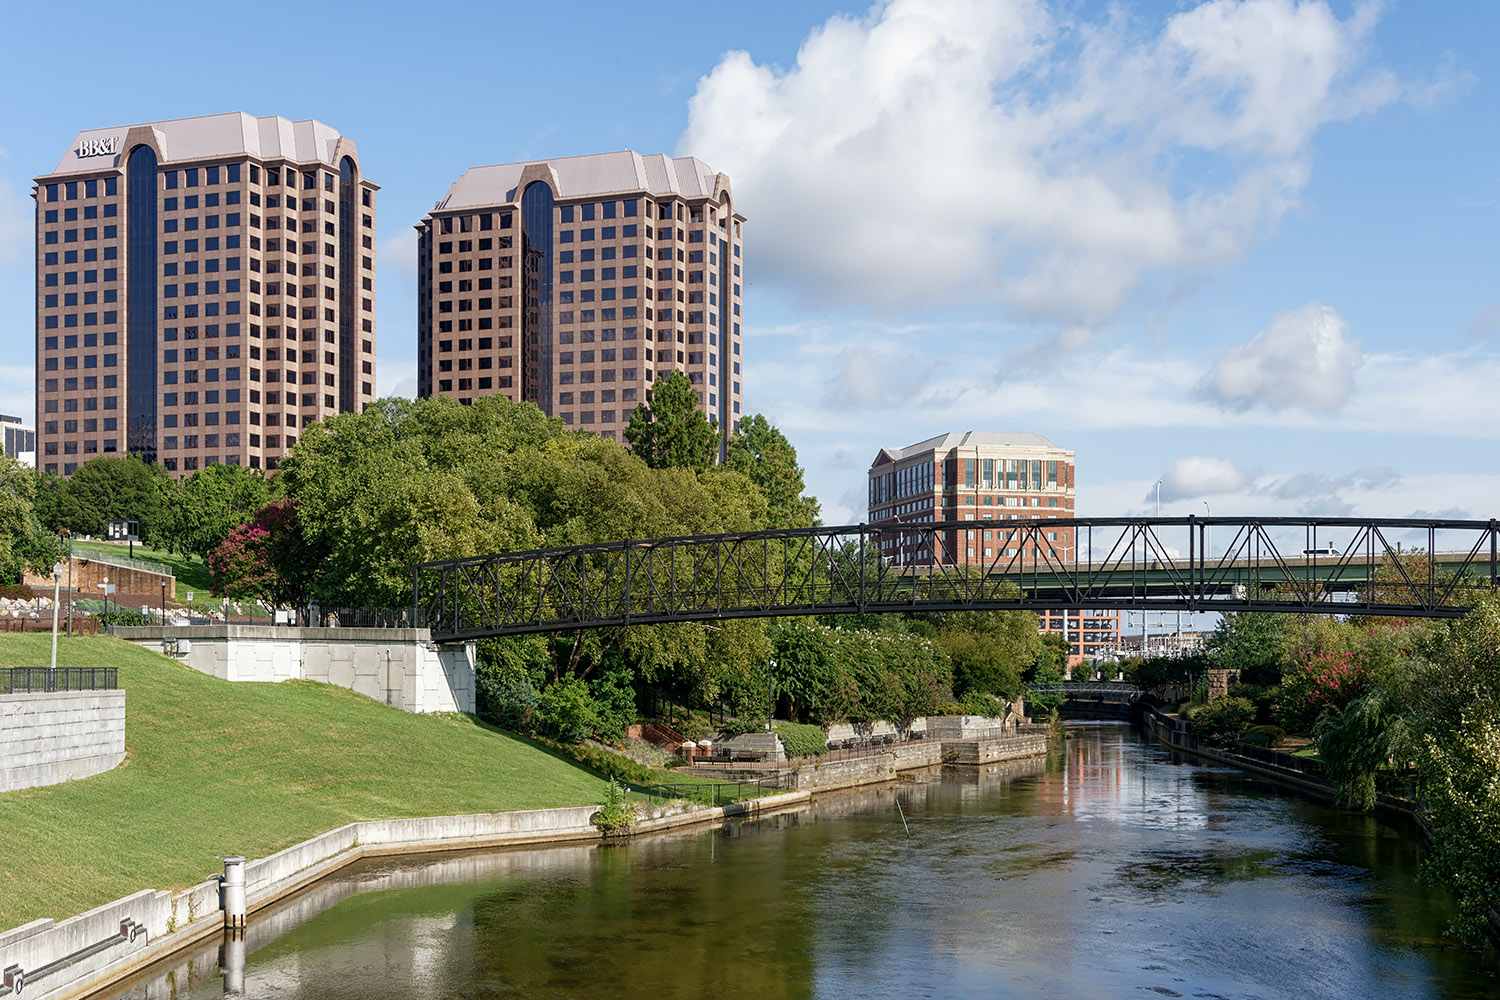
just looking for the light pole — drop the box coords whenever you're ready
[1154,479,1163,517]
[1202,500,1211,559]
[62,529,72,637]
[49,562,62,671]
[766,658,776,732]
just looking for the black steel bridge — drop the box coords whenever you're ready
[414,516,1499,642]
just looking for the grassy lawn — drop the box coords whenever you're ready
[70,540,215,603]
[0,633,614,930]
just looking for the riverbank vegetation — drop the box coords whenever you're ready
[1170,602,1500,943]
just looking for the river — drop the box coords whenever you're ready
[103,722,1498,999]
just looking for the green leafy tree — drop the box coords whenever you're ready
[53,455,174,543]
[1205,611,1292,686]
[168,463,275,562]
[934,608,1040,700]
[0,456,62,583]
[726,414,820,527]
[623,372,719,472]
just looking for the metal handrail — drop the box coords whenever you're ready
[0,667,119,694]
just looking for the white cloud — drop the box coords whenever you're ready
[680,0,1415,324]
[1154,456,1257,502]
[826,345,936,409]
[1201,302,1362,412]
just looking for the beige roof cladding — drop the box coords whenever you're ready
[47,112,352,176]
[877,431,1062,463]
[435,150,726,210]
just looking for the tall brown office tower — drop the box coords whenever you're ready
[34,113,377,476]
[416,151,745,448]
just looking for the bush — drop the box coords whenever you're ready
[536,677,599,744]
[99,610,151,627]
[1192,696,1256,745]
[1244,724,1286,747]
[592,779,637,833]
[480,676,540,732]
[1275,651,1367,734]
[1238,730,1272,748]
[773,721,827,759]
[0,583,35,601]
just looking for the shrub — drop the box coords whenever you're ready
[480,676,540,732]
[592,779,637,833]
[0,583,35,601]
[1192,696,1256,745]
[536,676,599,744]
[1238,730,1273,748]
[1244,724,1286,747]
[99,610,151,627]
[773,721,827,759]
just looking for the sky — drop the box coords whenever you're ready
[1,0,1497,545]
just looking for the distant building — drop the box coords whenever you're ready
[34,112,378,477]
[0,415,36,468]
[867,431,1076,566]
[866,431,1117,665]
[415,150,744,448]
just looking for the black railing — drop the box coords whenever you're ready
[634,778,784,807]
[0,667,119,694]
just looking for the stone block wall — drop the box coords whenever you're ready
[0,690,125,793]
[114,626,476,714]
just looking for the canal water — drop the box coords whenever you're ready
[105,723,1498,999]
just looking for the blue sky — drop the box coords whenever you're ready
[1,0,1496,541]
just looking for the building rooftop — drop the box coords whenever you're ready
[433,150,727,211]
[873,431,1066,465]
[44,112,354,177]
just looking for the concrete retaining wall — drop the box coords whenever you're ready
[114,626,476,714]
[791,753,896,791]
[0,690,125,793]
[941,733,1050,765]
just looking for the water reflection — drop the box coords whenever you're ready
[102,723,1497,1000]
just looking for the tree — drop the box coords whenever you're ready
[167,463,275,562]
[1205,611,1292,686]
[932,607,1041,700]
[623,372,719,473]
[53,455,173,543]
[726,414,820,527]
[0,456,61,583]
[207,498,318,608]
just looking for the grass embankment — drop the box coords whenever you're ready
[0,633,610,930]
[70,540,213,603]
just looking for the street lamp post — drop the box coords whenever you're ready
[49,562,62,671]
[1202,501,1211,561]
[766,658,776,732]
[1154,479,1163,517]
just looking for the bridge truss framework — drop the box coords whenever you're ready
[414,517,1500,642]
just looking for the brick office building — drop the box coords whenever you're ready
[867,431,1119,664]
[415,151,744,447]
[34,113,378,476]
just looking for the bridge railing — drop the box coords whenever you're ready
[414,517,1500,640]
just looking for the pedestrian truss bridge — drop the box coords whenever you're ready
[414,516,1500,642]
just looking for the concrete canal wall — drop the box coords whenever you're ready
[0,690,124,793]
[113,626,476,714]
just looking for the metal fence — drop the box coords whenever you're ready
[634,778,784,807]
[0,667,119,694]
